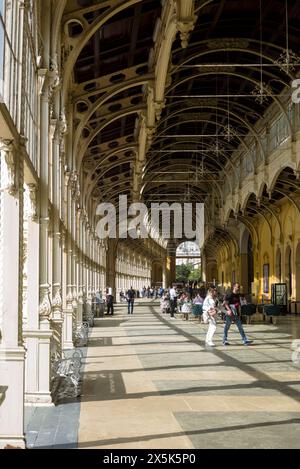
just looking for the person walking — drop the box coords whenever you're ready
[169,285,178,319]
[202,287,218,346]
[126,286,135,314]
[223,283,253,346]
[105,287,114,315]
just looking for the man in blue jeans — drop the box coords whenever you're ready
[223,283,253,346]
[126,286,135,314]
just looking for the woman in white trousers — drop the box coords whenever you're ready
[202,287,218,346]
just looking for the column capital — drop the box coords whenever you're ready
[0,138,17,196]
[66,285,73,309]
[39,284,52,319]
[27,183,39,221]
[52,284,63,319]
[67,170,80,203]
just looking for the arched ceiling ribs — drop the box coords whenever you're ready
[240,191,258,213]
[256,201,283,242]
[155,107,261,161]
[73,65,153,100]
[166,71,292,138]
[86,159,135,202]
[90,179,133,206]
[85,144,137,180]
[52,0,67,55]
[171,38,294,82]
[240,203,273,243]
[269,165,297,194]
[84,134,137,161]
[141,164,224,205]
[91,172,133,198]
[203,230,235,258]
[272,189,300,216]
[217,227,239,253]
[194,0,215,14]
[257,181,268,200]
[142,152,234,195]
[141,180,216,207]
[155,116,248,151]
[147,132,244,184]
[77,107,143,168]
[161,96,262,123]
[278,178,300,193]
[73,78,152,152]
[144,140,239,185]
[62,0,143,102]
[141,178,221,213]
[156,110,252,140]
[226,213,259,248]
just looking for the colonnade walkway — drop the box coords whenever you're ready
[25,301,300,449]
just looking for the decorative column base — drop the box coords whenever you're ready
[0,436,26,449]
[0,347,26,448]
[23,328,53,406]
[62,309,74,350]
[24,392,53,407]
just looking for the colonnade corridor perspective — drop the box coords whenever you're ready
[0,0,300,451]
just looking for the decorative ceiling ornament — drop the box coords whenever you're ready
[274,1,300,75]
[251,82,272,104]
[210,138,225,152]
[176,16,197,49]
[275,50,300,74]
[222,124,239,142]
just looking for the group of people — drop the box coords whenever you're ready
[120,285,169,300]
[160,283,253,347]
[103,282,253,348]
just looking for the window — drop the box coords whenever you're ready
[232,270,236,285]
[263,264,269,294]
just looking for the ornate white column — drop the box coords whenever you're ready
[0,139,26,448]
[92,234,97,296]
[70,173,79,321]
[50,119,63,365]
[51,124,63,321]
[36,75,53,405]
[63,181,74,349]
[23,183,47,405]
[76,211,84,324]
[85,226,92,316]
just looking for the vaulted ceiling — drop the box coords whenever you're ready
[62,0,300,252]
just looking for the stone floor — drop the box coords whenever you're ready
[25,300,300,449]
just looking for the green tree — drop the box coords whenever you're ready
[176,263,192,283]
[188,266,202,282]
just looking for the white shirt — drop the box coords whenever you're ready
[169,288,177,300]
[202,296,216,312]
[108,287,113,295]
